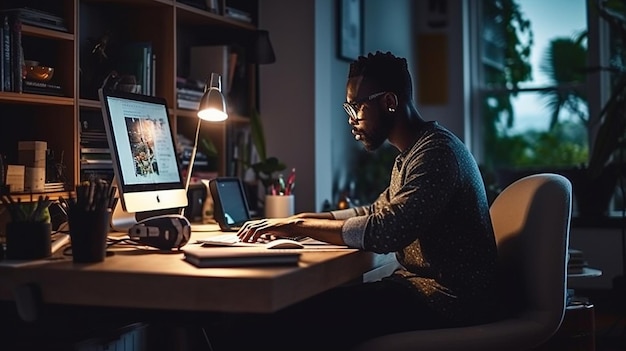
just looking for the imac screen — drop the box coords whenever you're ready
[98,89,188,215]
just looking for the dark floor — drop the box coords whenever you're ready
[577,288,626,351]
[2,289,625,350]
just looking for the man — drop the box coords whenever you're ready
[216,51,499,350]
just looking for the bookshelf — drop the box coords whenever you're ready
[0,0,259,201]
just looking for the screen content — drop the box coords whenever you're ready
[218,180,249,225]
[105,96,182,187]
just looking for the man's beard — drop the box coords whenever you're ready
[359,108,393,152]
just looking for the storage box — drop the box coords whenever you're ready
[6,165,25,192]
[24,167,45,192]
[18,141,47,168]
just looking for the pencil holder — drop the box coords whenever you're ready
[265,195,294,218]
[5,221,52,260]
[68,208,111,263]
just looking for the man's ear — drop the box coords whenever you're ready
[385,93,398,111]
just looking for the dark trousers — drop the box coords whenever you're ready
[207,278,449,351]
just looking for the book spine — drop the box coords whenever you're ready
[9,14,22,93]
[151,53,156,96]
[0,17,3,92]
[144,46,150,95]
[2,15,10,91]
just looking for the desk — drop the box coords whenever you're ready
[0,233,397,314]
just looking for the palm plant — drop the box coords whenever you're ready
[538,0,626,217]
[539,32,589,130]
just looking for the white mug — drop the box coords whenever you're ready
[265,195,295,218]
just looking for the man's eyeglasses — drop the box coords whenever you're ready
[343,91,387,121]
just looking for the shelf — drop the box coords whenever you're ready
[568,267,603,279]
[79,98,101,110]
[175,2,255,29]
[0,92,74,106]
[21,24,75,41]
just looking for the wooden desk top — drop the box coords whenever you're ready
[0,235,396,314]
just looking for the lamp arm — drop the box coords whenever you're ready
[180,116,202,216]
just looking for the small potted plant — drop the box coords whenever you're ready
[247,109,287,192]
[2,195,53,260]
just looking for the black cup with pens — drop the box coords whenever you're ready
[61,179,116,263]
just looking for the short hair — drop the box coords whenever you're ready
[348,51,412,100]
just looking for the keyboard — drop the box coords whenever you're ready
[197,233,308,247]
[199,233,242,245]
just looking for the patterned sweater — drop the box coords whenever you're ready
[335,121,498,325]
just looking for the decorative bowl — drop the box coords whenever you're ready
[24,65,55,82]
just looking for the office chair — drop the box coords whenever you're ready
[353,173,572,351]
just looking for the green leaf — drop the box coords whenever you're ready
[250,109,267,161]
[200,138,218,158]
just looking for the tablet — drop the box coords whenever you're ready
[209,177,252,231]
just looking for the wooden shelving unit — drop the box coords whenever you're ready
[0,0,258,201]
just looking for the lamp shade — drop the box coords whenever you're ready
[197,73,228,122]
[248,30,276,64]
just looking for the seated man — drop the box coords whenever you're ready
[212,51,499,351]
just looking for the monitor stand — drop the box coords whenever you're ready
[110,193,139,232]
[109,184,191,249]
[111,176,181,233]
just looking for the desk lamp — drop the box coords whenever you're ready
[183,73,228,206]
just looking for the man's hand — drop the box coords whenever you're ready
[237,218,303,243]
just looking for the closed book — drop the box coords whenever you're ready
[8,13,22,93]
[2,14,10,91]
[23,80,64,96]
[182,246,301,267]
[120,41,152,95]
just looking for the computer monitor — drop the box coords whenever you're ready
[98,88,188,230]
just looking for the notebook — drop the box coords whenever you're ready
[182,246,301,267]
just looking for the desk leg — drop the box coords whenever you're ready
[12,283,42,322]
[534,303,595,351]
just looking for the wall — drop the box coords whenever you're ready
[258,0,318,213]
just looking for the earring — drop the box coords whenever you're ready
[388,107,396,113]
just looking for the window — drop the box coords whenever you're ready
[473,0,589,174]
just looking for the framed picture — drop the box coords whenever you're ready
[338,0,362,61]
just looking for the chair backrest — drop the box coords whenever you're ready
[352,173,572,351]
[490,173,572,342]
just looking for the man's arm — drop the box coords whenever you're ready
[293,212,334,219]
[237,217,346,245]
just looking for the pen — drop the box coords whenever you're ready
[285,168,296,195]
[278,173,286,195]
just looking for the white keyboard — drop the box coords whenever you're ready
[199,233,241,245]
[197,233,307,247]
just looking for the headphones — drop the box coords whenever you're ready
[128,214,191,250]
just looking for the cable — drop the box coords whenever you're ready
[201,327,214,351]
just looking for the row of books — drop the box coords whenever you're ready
[79,111,113,182]
[176,76,204,111]
[119,41,156,96]
[1,12,23,92]
[568,248,589,275]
